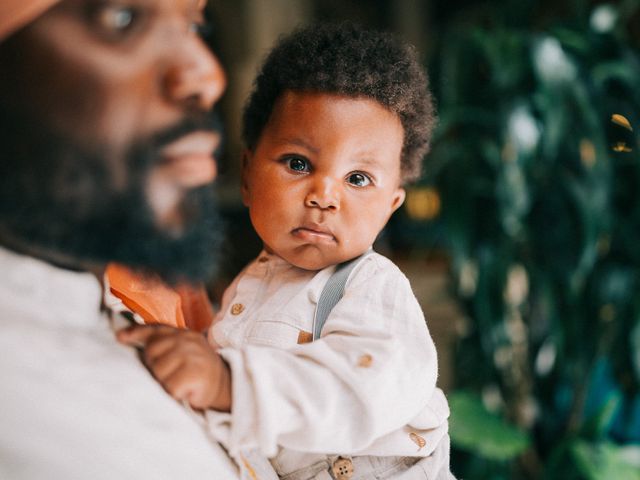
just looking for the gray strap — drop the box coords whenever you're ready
[312,252,370,340]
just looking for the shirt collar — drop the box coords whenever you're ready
[0,246,104,327]
[253,249,294,272]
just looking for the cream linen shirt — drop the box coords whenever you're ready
[0,246,239,480]
[207,250,450,476]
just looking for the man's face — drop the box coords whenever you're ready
[0,0,227,282]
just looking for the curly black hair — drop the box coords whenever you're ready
[242,23,435,183]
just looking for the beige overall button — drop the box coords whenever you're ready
[409,432,426,450]
[230,303,245,315]
[331,457,354,480]
[357,354,373,367]
[297,331,313,344]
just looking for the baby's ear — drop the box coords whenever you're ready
[240,150,252,206]
[390,187,406,213]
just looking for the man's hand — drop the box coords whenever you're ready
[117,325,231,412]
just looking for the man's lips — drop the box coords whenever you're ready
[159,131,220,187]
[291,225,337,244]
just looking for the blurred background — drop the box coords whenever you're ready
[206,1,640,478]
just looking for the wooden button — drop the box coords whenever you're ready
[331,457,354,480]
[230,303,245,315]
[297,331,313,344]
[258,256,269,263]
[409,432,426,450]
[357,354,373,367]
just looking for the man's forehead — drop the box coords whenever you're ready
[0,0,208,42]
[0,0,61,42]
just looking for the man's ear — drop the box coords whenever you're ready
[240,149,252,206]
[390,187,406,214]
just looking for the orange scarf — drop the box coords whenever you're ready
[107,264,215,333]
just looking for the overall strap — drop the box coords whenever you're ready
[312,251,371,341]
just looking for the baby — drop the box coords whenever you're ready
[120,23,453,480]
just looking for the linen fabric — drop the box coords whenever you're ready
[206,250,451,478]
[0,246,239,479]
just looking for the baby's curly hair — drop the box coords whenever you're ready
[242,23,435,183]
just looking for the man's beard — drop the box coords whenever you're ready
[0,107,224,284]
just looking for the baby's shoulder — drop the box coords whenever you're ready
[346,251,410,289]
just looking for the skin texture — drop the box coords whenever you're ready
[244,91,406,270]
[5,0,224,151]
[120,91,407,411]
[0,0,226,236]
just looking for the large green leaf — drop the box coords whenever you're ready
[449,390,531,461]
[571,440,640,480]
[632,319,640,380]
[581,392,622,440]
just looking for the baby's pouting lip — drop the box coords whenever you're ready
[291,223,337,244]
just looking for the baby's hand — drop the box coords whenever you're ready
[117,325,231,412]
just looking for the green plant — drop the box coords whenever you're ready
[423,1,640,478]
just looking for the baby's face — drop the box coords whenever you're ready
[242,91,406,270]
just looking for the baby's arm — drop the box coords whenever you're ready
[117,325,232,412]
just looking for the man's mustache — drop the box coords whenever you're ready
[149,114,223,152]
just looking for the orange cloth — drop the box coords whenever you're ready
[0,0,61,41]
[106,264,215,332]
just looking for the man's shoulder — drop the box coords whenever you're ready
[0,304,240,479]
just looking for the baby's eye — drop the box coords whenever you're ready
[286,156,310,173]
[347,172,371,187]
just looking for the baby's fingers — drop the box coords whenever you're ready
[116,324,177,348]
[144,349,185,384]
[162,369,212,409]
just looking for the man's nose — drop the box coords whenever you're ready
[163,35,226,111]
[304,177,340,211]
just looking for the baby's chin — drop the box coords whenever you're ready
[281,247,366,271]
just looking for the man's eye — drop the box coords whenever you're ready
[286,157,309,172]
[347,172,371,187]
[95,5,137,33]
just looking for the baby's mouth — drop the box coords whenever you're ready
[291,225,336,244]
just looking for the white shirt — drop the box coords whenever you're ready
[0,246,239,480]
[207,251,450,476]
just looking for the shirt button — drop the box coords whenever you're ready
[331,457,354,480]
[258,256,269,263]
[230,303,245,315]
[357,354,373,367]
[409,432,426,450]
